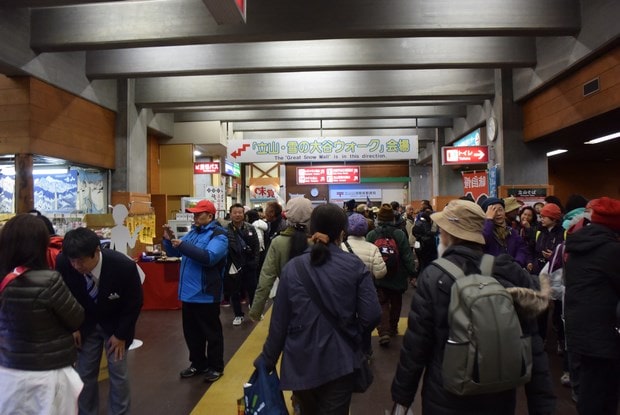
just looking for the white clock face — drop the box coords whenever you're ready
[310,188,319,197]
[487,117,497,142]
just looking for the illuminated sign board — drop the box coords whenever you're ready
[297,166,360,185]
[224,160,241,177]
[442,146,489,165]
[194,162,220,174]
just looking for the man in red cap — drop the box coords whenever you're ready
[162,199,229,382]
[564,197,620,415]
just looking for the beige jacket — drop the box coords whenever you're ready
[341,235,387,279]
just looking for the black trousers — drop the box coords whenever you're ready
[230,267,258,317]
[576,354,620,415]
[294,373,355,415]
[181,302,224,372]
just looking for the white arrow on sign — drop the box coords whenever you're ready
[475,150,486,160]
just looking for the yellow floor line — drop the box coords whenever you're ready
[190,312,408,414]
[191,308,294,414]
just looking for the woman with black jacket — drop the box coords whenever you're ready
[0,214,84,414]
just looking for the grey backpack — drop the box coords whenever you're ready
[433,254,532,396]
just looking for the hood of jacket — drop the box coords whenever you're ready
[566,223,619,254]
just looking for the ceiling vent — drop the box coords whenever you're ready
[583,78,600,97]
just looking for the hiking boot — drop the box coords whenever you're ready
[179,366,207,378]
[204,369,223,382]
[378,335,390,347]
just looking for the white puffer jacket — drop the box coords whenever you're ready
[341,235,387,279]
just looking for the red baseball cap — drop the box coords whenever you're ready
[186,200,216,215]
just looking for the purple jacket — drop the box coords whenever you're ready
[482,219,530,268]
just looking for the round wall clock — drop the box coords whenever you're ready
[487,117,498,142]
[310,188,319,197]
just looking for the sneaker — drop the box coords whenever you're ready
[179,366,206,378]
[232,316,244,326]
[220,300,230,307]
[378,334,390,347]
[204,369,223,382]
[560,371,570,387]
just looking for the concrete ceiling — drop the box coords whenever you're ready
[3,0,612,152]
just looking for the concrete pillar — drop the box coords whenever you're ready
[494,69,548,185]
[113,79,147,193]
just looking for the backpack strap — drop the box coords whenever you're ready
[343,240,355,254]
[432,254,494,281]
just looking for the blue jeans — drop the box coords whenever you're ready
[76,325,130,415]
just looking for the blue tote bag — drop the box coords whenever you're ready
[243,363,288,415]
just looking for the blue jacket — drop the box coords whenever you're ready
[260,244,381,390]
[163,221,228,303]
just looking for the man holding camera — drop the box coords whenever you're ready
[225,203,260,326]
[162,199,228,382]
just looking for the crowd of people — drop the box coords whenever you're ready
[0,193,618,415]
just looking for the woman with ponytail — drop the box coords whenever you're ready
[255,203,381,414]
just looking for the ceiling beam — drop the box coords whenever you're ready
[31,0,580,51]
[239,128,440,140]
[135,69,495,107]
[231,118,453,131]
[85,37,535,78]
[172,105,466,122]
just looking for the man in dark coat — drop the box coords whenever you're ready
[56,227,143,415]
[564,197,620,415]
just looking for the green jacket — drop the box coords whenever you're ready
[366,223,416,292]
[249,227,296,321]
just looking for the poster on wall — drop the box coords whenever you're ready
[34,170,79,213]
[462,171,488,204]
[76,170,106,213]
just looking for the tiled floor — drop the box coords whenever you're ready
[98,287,582,415]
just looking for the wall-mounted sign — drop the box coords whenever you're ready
[442,145,489,165]
[329,188,382,201]
[453,129,481,147]
[224,160,241,177]
[227,136,418,163]
[194,162,220,174]
[297,166,360,185]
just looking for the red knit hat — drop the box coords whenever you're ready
[540,203,562,221]
[588,197,620,232]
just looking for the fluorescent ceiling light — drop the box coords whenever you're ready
[194,150,202,156]
[0,166,69,175]
[546,149,568,157]
[34,167,69,175]
[584,131,620,144]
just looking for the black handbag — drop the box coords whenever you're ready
[294,260,374,393]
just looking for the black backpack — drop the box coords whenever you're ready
[373,227,399,274]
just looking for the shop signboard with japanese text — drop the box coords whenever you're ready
[227,136,418,163]
[194,162,220,174]
[498,185,554,207]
